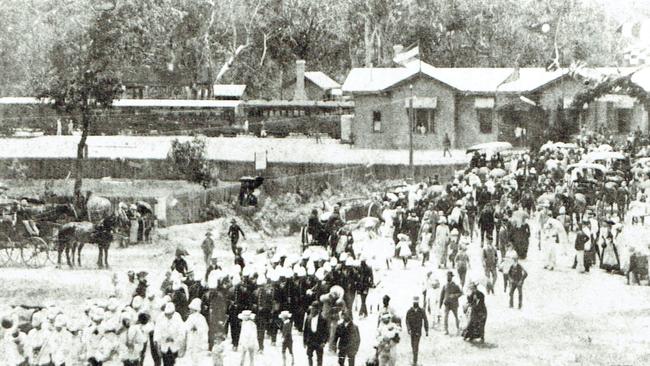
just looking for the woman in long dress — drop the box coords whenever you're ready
[600,222,621,272]
[434,216,450,269]
[462,282,487,343]
[237,311,257,366]
[418,224,433,266]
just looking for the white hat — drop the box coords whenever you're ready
[340,253,349,262]
[238,310,255,321]
[344,258,353,266]
[54,314,67,328]
[164,303,175,315]
[279,310,292,320]
[295,266,306,277]
[256,275,267,286]
[330,257,338,266]
[315,268,326,281]
[131,296,143,310]
[189,298,202,312]
[323,262,332,272]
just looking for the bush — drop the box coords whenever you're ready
[167,137,212,187]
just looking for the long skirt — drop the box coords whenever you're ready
[462,307,487,340]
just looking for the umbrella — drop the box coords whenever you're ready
[427,185,445,194]
[545,159,559,170]
[478,166,490,176]
[136,201,153,214]
[556,142,578,149]
[583,151,626,162]
[540,142,556,151]
[490,168,507,178]
[467,174,481,186]
[604,182,617,189]
[597,144,613,152]
[466,141,513,154]
[567,163,608,174]
[386,193,399,202]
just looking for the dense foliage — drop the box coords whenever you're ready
[0,0,632,99]
[167,137,212,188]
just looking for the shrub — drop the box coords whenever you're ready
[167,137,212,187]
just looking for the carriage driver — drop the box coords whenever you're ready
[14,199,39,236]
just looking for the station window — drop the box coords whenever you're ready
[477,108,493,134]
[372,111,382,132]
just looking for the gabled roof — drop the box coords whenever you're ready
[304,71,341,90]
[213,84,247,98]
[343,59,519,94]
[342,67,417,93]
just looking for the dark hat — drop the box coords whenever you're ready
[447,271,454,277]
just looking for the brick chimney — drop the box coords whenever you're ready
[293,60,307,101]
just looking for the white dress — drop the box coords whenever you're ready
[238,320,258,351]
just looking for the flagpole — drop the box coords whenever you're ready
[409,84,414,180]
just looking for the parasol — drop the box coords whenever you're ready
[597,144,613,152]
[490,168,507,178]
[466,141,513,154]
[136,201,153,214]
[478,166,490,176]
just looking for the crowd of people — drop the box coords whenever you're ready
[3,130,650,366]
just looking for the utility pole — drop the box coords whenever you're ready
[409,84,414,180]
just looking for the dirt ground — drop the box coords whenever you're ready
[1,215,649,366]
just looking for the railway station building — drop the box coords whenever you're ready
[342,46,650,149]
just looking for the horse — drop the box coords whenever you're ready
[85,191,113,222]
[56,214,120,268]
[26,203,78,239]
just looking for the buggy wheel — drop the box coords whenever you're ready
[20,237,50,268]
[0,234,17,266]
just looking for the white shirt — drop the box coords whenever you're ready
[310,315,319,333]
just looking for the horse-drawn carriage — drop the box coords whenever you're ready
[0,198,77,268]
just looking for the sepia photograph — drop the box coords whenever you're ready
[1,0,650,365]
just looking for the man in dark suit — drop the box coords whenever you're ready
[303,301,329,366]
[406,295,428,366]
[333,310,360,366]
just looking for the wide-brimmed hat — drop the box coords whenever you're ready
[412,295,420,303]
[446,271,454,278]
[279,310,292,320]
[238,310,255,320]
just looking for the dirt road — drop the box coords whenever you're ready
[1,218,649,366]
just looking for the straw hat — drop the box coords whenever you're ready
[278,310,292,320]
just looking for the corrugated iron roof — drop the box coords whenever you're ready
[304,71,341,90]
[497,68,567,92]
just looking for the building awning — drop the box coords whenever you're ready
[404,97,437,108]
[474,97,495,108]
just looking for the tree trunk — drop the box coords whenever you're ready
[364,17,372,67]
[74,109,90,206]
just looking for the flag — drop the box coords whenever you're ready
[393,43,420,65]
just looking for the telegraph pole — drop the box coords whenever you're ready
[409,84,414,180]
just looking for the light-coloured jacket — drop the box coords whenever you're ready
[25,328,51,366]
[154,312,186,353]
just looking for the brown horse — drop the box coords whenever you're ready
[56,215,119,268]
